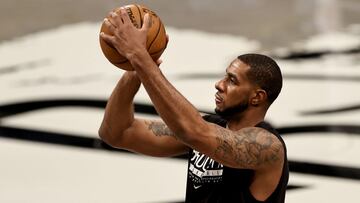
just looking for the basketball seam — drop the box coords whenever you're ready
[114,59,128,64]
[148,20,163,52]
[102,38,115,49]
[151,47,165,56]
[114,60,129,65]
[135,4,143,27]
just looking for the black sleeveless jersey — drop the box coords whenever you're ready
[185,114,289,203]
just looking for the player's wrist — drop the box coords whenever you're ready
[124,70,141,84]
[128,49,156,70]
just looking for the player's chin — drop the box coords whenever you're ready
[215,99,225,108]
[215,99,222,107]
[215,106,223,114]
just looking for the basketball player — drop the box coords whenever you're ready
[99,8,288,202]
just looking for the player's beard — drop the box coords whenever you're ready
[215,100,249,120]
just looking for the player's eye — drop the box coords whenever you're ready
[229,77,236,85]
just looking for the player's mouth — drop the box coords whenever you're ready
[215,93,223,105]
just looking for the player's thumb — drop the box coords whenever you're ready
[142,13,152,31]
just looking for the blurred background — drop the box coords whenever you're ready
[0,0,360,202]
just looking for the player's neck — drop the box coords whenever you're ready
[227,110,265,131]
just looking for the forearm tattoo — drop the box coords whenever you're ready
[146,121,177,139]
[214,126,283,168]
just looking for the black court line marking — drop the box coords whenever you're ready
[0,99,106,118]
[0,99,211,118]
[273,46,360,60]
[282,74,360,82]
[175,73,360,82]
[277,125,360,135]
[1,99,360,181]
[0,125,360,181]
[0,99,155,118]
[300,104,360,115]
[0,126,320,186]
[289,160,360,180]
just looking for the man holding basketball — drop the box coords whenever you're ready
[99,8,288,203]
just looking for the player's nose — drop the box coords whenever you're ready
[215,79,225,92]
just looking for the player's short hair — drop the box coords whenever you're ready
[237,54,283,104]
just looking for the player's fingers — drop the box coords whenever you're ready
[100,32,115,45]
[107,13,119,28]
[103,18,116,33]
[119,8,132,25]
[110,11,123,27]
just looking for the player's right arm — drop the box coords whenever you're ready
[98,71,189,157]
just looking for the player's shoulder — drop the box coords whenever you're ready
[255,121,287,151]
[202,114,227,127]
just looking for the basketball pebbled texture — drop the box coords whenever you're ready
[99,4,167,71]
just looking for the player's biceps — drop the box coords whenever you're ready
[117,119,149,142]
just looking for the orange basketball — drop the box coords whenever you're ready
[99,4,167,71]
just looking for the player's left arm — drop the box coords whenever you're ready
[201,125,284,170]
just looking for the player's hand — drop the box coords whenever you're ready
[100,8,151,60]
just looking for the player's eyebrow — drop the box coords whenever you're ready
[227,72,239,83]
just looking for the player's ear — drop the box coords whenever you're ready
[250,89,267,106]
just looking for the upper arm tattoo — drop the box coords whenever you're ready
[146,120,177,139]
[214,126,283,169]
